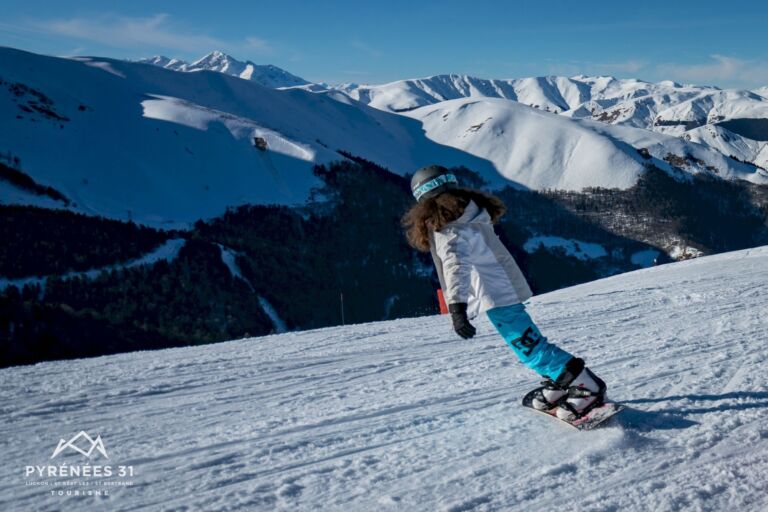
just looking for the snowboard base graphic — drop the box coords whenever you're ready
[522,387,624,431]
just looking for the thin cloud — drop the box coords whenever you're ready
[502,17,749,36]
[656,54,768,88]
[545,59,647,77]
[62,46,87,57]
[599,60,646,74]
[351,40,382,58]
[22,13,270,57]
[244,36,270,52]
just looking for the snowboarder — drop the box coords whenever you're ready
[402,165,607,421]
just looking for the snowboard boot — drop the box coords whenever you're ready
[530,356,585,411]
[554,365,607,422]
[530,379,568,411]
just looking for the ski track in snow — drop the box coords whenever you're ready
[217,244,288,333]
[1,247,768,511]
[0,238,186,294]
[141,95,316,162]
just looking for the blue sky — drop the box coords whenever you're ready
[1,0,767,88]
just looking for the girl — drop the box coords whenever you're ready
[402,165,607,421]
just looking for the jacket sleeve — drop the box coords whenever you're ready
[433,227,471,304]
[428,231,448,293]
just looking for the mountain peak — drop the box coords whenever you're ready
[189,51,242,74]
[192,50,236,67]
[137,55,188,71]
[137,51,310,88]
[137,55,172,66]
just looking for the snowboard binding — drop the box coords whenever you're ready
[530,362,608,422]
[557,381,607,420]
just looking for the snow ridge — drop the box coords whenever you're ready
[137,51,310,89]
[339,74,768,169]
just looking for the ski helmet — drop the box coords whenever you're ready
[410,165,458,202]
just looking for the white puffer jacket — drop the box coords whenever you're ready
[429,200,533,318]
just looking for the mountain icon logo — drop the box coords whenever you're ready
[50,431,109,459]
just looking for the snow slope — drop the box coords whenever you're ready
[337,74,622,113]
[336,74,717,120]
[339,74,768,169]
[0,47,497,226]
[405,98,766,189]
[2,246,768,511]
[134,58,768,171]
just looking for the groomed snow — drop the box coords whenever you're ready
[2,246,768,511]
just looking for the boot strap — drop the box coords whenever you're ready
[558,394,605,420]
[539,378,567,391]
[568,387,602,398]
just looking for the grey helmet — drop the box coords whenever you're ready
[410,165,459,202]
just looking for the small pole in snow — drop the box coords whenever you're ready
[340,292,345,326]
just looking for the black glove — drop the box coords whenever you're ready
[449,303,476,339]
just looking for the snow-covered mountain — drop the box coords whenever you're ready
[2,47,766,227]
[3,246,767,511]
[339,74,768,169]
[135,54,768,169]
[336,74,600,113]
[137,55,768,169]
[137,51,311,89]
[335,74,719,117]
[403,97,764,190]
[0,47,501,226]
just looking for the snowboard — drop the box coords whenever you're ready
[522,387,624,431]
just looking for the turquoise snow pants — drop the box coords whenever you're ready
[486,303,573,381]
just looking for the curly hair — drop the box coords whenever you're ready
[401,188,506,252]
